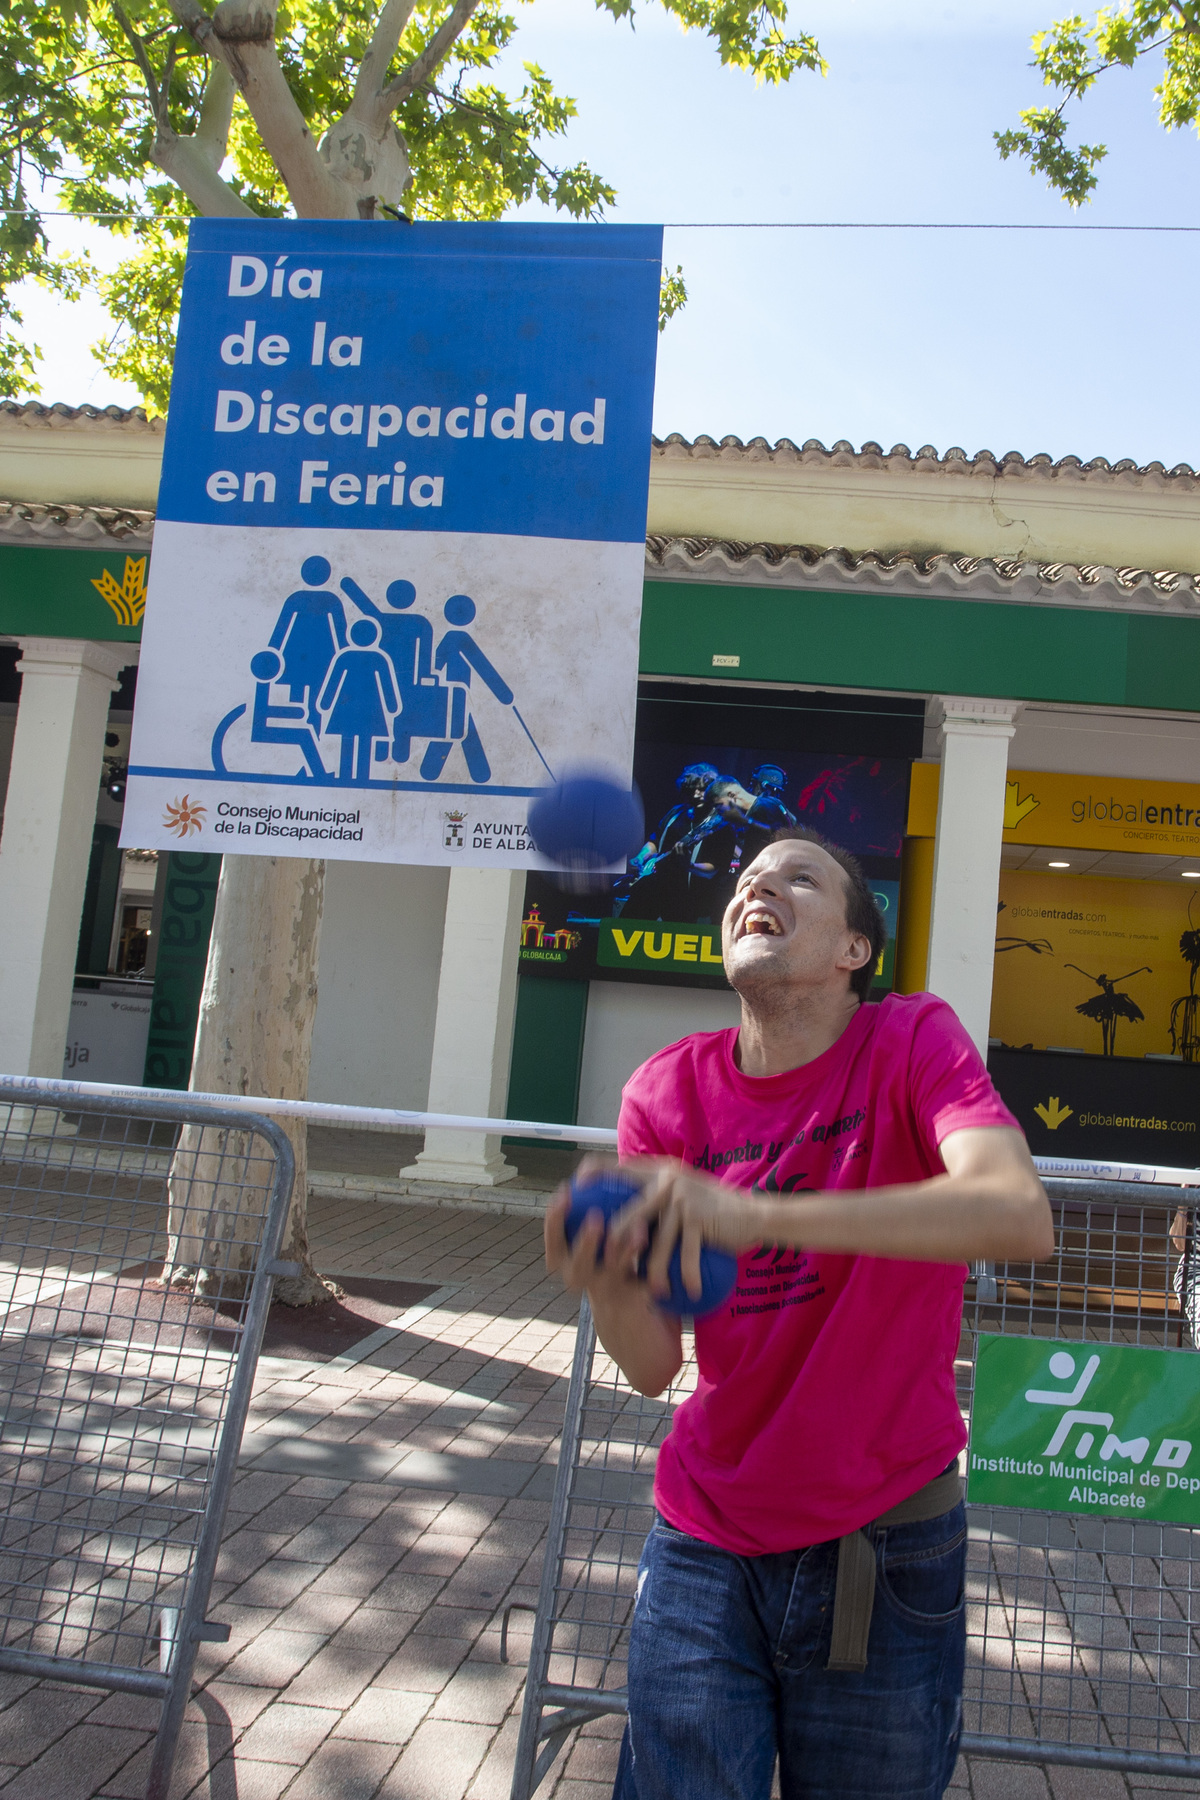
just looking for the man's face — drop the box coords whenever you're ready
[722,840,872,996]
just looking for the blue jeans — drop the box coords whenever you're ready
[613,1500,966,1800]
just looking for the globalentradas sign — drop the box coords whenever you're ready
[122,219,661,867]
[907,763,1200,855]
[967,1335,1200,1526]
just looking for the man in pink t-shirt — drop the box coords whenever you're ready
[546,829,1052,1800]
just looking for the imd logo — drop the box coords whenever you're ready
[967,1335,1200,1525]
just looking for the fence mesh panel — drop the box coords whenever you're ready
[0,1084,293,1800]
[510,1176,1200,1797]
[960,1179,1200,1770]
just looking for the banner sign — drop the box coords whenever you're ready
[122,220,662,866]
[967,1334,1200,1526]
[987,1046,1200,1167]
[908,762,1200,857]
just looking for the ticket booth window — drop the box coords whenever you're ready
[116,905,153,975]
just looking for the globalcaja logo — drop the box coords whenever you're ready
[442,810,467,849]
[967,1335,1200,1525]
[91,555,148,628]
[163,795,206,838]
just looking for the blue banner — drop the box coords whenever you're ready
[124,221,662,868]
[157,220,661,541]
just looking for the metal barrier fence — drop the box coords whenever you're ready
[509,1175,1200,1797]
[0,1076,296,1800]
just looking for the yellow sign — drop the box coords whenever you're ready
[1004,780,1039,830]
[908,763,1200,856]
[991,868,1200,1058]
[1033,1096,1073,1130]
[91,555,148,629]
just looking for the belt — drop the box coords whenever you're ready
[825,1466,963,1673]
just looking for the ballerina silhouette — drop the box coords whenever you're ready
[1065,963,1152,1057]
[1170,893,1200,1064]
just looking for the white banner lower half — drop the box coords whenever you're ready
[122,522,643,867]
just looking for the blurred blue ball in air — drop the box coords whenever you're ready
[529,769,644,893]
[564,1168,738,1319]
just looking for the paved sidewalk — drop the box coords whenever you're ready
[306,1128,581,1218]
[0,1188,1194,1799]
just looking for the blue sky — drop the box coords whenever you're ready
[15,0,1200,465]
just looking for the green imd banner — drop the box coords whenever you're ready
[968,1334,1200,1527]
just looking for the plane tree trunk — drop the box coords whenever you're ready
[165,855,331,1304]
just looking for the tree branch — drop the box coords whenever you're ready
[152,129,256,213]
[195,57,236,169]
[163,0,225,66]
[111,0,252,214]
[166,0,353,216]
[353,0,419,114]
[382,0,483,108]
[110,0,162,117]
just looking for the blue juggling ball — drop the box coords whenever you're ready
[564,1169,738,1319]
[563,1169,642,1260]
[529,770,645,873]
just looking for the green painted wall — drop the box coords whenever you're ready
[0,546,145,642]
[640,581,1200,712]
[75,825,122,975]
[142,852,221,1089]
[507,975,588,1127]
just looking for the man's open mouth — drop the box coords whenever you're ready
[739,907,783,939]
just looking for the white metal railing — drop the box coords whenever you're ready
[5,1077,1199,1184]
[1032,1155,1200,1186]
[0,1075,619,1148]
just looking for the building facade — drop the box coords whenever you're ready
[4,400,1200,1177]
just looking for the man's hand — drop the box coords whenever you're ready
[544,1181,645,1304]
[1171,1206,1191,1257]
[544,1163,683,1397]
[615,1160,769,1303]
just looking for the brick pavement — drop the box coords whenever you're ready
[0,1187,1195,1799]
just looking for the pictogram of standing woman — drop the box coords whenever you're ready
[268,556,348,727]
[317,618,399,781]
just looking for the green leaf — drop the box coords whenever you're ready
[659,262,686,331]
[3,0,827,406]
[999,3,1195,203]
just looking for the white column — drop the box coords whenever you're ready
[402,866,525,1185]
[925,696,1022,1058]
[0,639,128,1080]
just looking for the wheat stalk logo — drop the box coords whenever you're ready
[91,556,148,628]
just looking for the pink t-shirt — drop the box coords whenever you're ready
[617,991,1018,1556]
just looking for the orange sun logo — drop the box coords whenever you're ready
[163,795,206,838]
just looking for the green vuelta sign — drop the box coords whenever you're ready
[596,917,727,978]
[968,1334,1200,1526]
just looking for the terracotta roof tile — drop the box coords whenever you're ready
[652,434,1200,487]
[0,500,155,544]
[645,534,1200,614]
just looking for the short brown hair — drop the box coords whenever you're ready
[768,828,887,1002]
